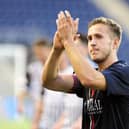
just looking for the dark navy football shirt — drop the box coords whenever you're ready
[72,60,129,129]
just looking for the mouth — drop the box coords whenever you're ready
[90,49,99,55]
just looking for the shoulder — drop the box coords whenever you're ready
[28,61,42,72]
[102,60,129,95]
[28,61,42,68]
[104,60,129,75]
[102,60,129,82]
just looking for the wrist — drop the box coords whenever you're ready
[52,47,64,57]
[63,39,74,48]
[52,46,63,52]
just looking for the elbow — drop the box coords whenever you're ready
[42,76,55,89]
[42,72,50,88]
[42,78,50,88]
[80,76,106,91]
[79,77,95,88]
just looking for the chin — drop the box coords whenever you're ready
[92,57,103,63]
[90,56,97,61]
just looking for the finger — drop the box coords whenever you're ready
[65,10,73,23]
[63,11,74,29]
[58,11,65,26]
[65,11,79,35]
[56,19,58,25]
[64,10,71,18]
[73,18,79,27]
[74,34,80,41]
[74,18,79,33]
[58,11,67,27]
[58,11,66,19]
[56,19,59,27]
[56,31,60,38]
[75,18,79,24]
[56,31,62,41]
[58,11,63,19]
[56,19,61,31]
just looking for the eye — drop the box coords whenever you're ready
[87,35,92,41]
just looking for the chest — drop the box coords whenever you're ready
[83,89,104,115]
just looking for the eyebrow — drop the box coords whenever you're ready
[88,32,103,37]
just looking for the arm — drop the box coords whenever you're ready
[16,90,27,114]
[71,116,82,129]
[42,32,74,92]
[52,112,66,129]
[63,41,106,90]
[31,99,43,129]
[57,10,106,90]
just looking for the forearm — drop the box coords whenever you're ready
[71,116,82,129]
[42,47,63,87]
[32,109,42,125]
[32,101,43,125]
[52,113,66,129]
[16,91,27,113]
[31,100,43,129]
[63,41,99,87]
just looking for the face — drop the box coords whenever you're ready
[87,23,114,63]
[33,46,50,63]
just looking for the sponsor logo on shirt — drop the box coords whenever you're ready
[84,98,103,115]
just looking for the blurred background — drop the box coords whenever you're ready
[0,0,129,129]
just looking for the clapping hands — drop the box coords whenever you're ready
[53,10,79,50]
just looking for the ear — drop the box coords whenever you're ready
[113,38,120,50]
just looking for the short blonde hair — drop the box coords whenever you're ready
[88,17,122,41]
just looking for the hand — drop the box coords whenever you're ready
[57,10,79,44]
[53,31,64,51]
[31,122,39,129]
[71,122,82,129]
[17,103,24,114]
[71,117,82,129]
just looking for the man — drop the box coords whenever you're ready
[42,10,129,129]
[17,39,51,129]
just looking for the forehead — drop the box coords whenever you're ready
[88,23,110,36]
[34,45,48,49]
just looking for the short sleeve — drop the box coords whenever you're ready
[69,74,84,98]
[102,62,129,96]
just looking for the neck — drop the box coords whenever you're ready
[41,59,46,65]
[98,55,118,71]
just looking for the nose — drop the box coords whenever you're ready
[89,39,97,46]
